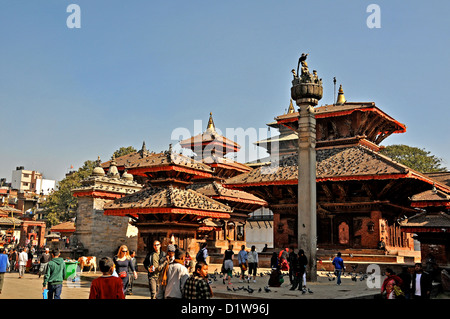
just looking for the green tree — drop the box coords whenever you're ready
[41,160,96,226]
[380,144,447,173]
[113,146,136,158]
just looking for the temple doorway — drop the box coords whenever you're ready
[338,222,349,245]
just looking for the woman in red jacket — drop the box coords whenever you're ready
[381,268,403,299]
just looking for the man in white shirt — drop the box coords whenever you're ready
[18,247,28,278]
[158,248,189,299]
[412,263,432,299]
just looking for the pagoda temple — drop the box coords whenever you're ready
[103,146,233,256]
[179,113,267,256]
[224,82,450,267]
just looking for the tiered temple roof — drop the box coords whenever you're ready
[104,185,231,219]
[103,147,233,224]
[273,87,407,152]
[226,145,449,193]
[179,112,241,157]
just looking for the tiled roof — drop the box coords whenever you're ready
[411,189,450,202]
[126,151,213,174]
[192,182,267,205]
[50,221,75,232]
[424,172,450,187]
[101,149,151,169]
[104,185,232,214]
[0,217,22,226]
[202,155,251,173]
[224,145,450,191]
[255,132,298,146]
[0,206,23,215]
[400,212,450,228]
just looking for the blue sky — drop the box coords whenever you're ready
[0,1,449,182]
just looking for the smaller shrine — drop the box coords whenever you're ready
[401,178,450,269]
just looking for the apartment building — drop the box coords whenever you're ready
[11,166,55,195]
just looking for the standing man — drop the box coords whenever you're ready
[159,248,189,299]
[39,248,51,279]
[0,248,10,294]
[156,244,176,298]
[332,252,345,286]
[42,248,66,299]
[143,240,167,299]
[8,248,17,273]
[18,247,28,278]
[237,245,248,283]
[183,261,212,299]
[412,263,432,299]
[196,242,208,263]
[287,246,296,285]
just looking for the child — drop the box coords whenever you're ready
[89,257,125,299]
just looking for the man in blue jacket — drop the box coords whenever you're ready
[332,252,345,286]
[0,248,10,294]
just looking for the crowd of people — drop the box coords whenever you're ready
[138,240,212,300]
[0,241,441,300]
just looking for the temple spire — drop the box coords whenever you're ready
[206,112,215,131]
[139,140,148,158]
[287,99,295,114]
[336,84,346,105]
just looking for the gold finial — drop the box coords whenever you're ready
[206,112,215,131]
[287,99,295,113]
[336,84,346,105]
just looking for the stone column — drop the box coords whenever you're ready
[291,54,323,282]
[296,99,318,281]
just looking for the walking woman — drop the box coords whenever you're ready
[247,245,258,283]
[222,244,234,285]
[113,245,138,296]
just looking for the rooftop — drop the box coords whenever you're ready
[224,145,450,195]
[104,185,232,218]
